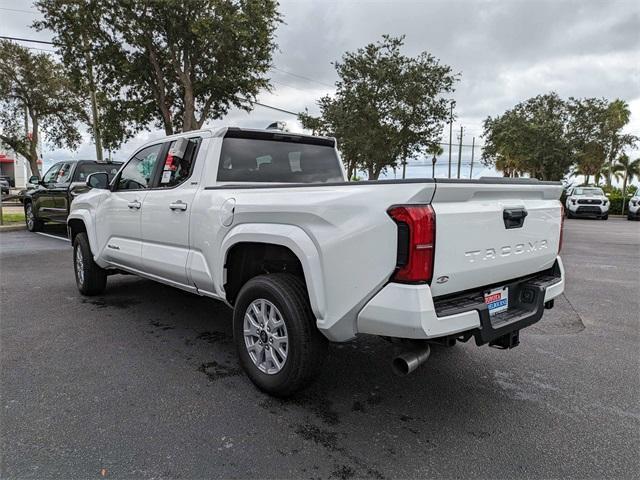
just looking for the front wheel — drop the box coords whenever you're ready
[25,203,43,232]
[73,232,107,296]
[602,214,609,220]
[233,273,327,397]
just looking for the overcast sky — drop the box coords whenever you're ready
[1,0,639,180]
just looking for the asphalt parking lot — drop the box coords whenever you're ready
[1,218,639,479]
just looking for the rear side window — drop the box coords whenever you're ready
[157,137,201,188]
[217,138,343,183]
[74,163,122,182]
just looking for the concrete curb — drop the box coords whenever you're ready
[0,224,26,232]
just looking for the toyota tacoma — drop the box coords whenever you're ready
[67,127,565,396]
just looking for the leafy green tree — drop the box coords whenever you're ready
[612,154,640,213]
[602,100,637,186]
[300,35,457,180]
[482,93,574,181]
[37,0,280,137]
[567,97,637,186]
[0,40,82,179]
[90,0,281,135]
[34,0,140,159]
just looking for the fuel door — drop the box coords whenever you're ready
[220,198,236,227]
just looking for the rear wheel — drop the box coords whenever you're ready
[73,232,107,296]
[25,203,43,232]
[233,273,327,397]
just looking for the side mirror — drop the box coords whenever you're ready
[605,193,611,197]
[86,172,109,190]
[28,175,39,185]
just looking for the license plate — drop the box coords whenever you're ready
[484,287,509,316]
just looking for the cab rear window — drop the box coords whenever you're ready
[217,136,343,183]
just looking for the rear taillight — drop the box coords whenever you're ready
[559,205,565,253]
[388,205,436,284]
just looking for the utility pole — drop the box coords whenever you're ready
[448,101,454,178]
[456,126,463,179]
[469,136,475,179]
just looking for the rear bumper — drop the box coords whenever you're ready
[356,257,565,343]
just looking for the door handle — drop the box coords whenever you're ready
[127,200,141,210]
[169,200,188,211]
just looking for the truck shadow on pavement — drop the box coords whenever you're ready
[77,272,592,478]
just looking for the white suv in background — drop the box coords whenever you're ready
[628,193,640,220]
[565,186,609,220]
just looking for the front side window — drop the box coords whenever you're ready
[117,144,164,190]
[56,162,74,184]
[217,137,343,183]
[42,163,61,184]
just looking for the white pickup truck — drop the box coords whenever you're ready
[68,127,565,396]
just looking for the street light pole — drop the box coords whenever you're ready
[448,101,454,178]
[457,125,463,179]
[469,136,475,179]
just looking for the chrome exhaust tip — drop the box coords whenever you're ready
[392,345,431,376]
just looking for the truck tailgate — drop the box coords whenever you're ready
[430,180,563,297]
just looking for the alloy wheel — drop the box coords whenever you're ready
[243,299,289,374]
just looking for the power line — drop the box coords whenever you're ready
[271,66,334,88]
[0,35,53,45]
[250,101,299,117]
[0,7,38,15]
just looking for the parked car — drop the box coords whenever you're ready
[68,127,565,396]
[565,186,609,219]
[0,178,9,195]
[23,160,122,231]
[628,193,640,220]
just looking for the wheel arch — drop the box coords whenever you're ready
[220,224,326,321]
[67,211,98,257]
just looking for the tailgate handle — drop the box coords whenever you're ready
[503,208,528,229]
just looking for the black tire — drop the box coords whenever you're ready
[73,232,107,296]
[567,210,574,219]
[233,273,327,397]
[24,202,43,232]
[602,214,608,220]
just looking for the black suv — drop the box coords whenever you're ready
[24,160,122,232]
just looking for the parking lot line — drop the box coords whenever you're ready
[36,232,70,242]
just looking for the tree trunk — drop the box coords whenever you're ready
[147,44,174,135]
[585,174,590,185]
[82,33,103,161]
[28,114,40,180]
[182,86,196,131]
[621,173,628,214]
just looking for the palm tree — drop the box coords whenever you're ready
[612,154,640,214]
[426,144,444,178]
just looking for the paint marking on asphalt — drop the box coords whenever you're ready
[36,232,70,242]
